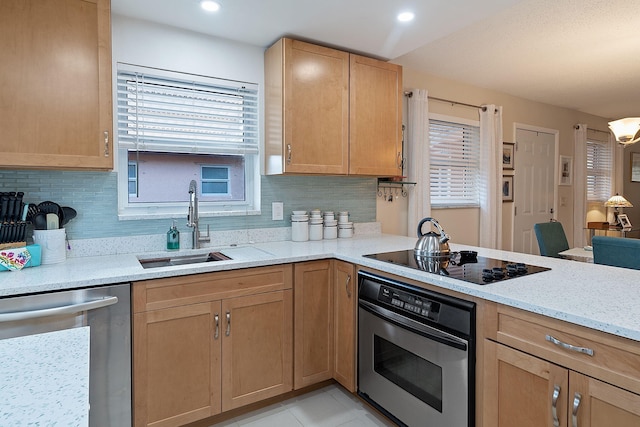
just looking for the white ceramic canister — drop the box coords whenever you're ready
[323,211,335,221]
[32,228,67,264]
[338,211,349,223]
[291,218,309,241]
[323,220,338,239]
[309,222,323,240]
[338,222,353,238]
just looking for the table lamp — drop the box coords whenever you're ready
[604,194,633,226]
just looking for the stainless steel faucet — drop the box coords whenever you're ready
[187,180,210,249]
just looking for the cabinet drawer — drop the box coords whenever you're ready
[493,304,640,395]
[133,264,293,312]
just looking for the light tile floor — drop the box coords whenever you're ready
[209,385,396,427]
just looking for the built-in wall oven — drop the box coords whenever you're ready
[358,271,475,427]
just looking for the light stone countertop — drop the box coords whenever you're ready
[2,234,640,342]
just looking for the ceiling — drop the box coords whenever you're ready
[112,0,640,120]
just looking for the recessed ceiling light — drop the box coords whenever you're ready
[397,11,415,22]
[201,0,221,12]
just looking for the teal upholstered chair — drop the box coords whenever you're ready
[592,236,640,270]
[534,222,570,258]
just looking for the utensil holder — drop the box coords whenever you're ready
[32,228,67,264]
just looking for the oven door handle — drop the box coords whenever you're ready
[359,299,468,351]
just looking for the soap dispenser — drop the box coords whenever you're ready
[167,220,180,251]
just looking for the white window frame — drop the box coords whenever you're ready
[428,113,481,208]
[115,64,260,220]
[128,161,138,197]
[201,165,231,196]
[586,138,613,202]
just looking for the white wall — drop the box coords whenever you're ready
[383,66,612,250]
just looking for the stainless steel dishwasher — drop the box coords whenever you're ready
[0,283,131,426]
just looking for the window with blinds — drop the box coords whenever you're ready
[586,139,613,202]
[115,65,260,218]
[429,119,481,207]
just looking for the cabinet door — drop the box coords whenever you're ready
[570,371,640,427]
[265,38,349,175]
[294,260,334,389]
[221,290,293,411]
[0,0,112,170]
[133,302,221,427]
[349,54,402,176]
[484,340,568,427]
[333,261,356,392]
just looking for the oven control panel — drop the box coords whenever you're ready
[378,286,441,322]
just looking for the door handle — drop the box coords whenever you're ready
[572,392,582,427]
[551,384,561,427]
[225,311,231,336]
[0,296,118,322]
[345,274,352,298]
[214,313,219,340]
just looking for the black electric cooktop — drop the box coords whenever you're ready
[363,250,551,285]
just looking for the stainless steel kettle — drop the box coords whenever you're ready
[414,217,451,259]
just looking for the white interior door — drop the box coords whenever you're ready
[513,127,557,254]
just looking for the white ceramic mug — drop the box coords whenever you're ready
[32,228,67,264]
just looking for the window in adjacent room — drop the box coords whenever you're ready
[586,138,613,202]
[116,64,260,219]
[428,116,481,207]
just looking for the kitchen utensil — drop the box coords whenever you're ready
[34,213,48,230]
[60,207,77,226]
[414,217,451,260]
[38,201,64,226]
[46,213,59,230]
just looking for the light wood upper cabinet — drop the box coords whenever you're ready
[265,38,402,176]
[0,0,112,170]
[333,261,356,392]
[265,38,349,175]
[293,260,334,389]
[349,55,403,176]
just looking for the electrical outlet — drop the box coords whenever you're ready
[272,202,284,220]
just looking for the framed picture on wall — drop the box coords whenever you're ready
[503,142,515,170]
[631,153,640,182]
[502,176,514,202]
[559,155,573,186]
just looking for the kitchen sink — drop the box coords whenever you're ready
[138,251,232,269]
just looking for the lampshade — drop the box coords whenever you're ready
[608,118,640,145]
[604,194,634,208]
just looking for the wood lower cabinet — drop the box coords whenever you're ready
[333,260,356,392]
[293,260,334,389]
[484,303,640,427]
[485,341,640,427]
[0,0,112,170]
[133,265,293,427]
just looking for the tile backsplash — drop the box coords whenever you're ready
[0,170,376,240]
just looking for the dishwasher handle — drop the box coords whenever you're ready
[0,296,119,322]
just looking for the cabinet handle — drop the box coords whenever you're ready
[545,334,594,356]
[572,392,582,427]
[226,311,231,336]
[396,151,403,169]
[551,384,561,427]
[287,144,292,165]
[345,274,352,298]
[104,131,110,157]
[214,313,219,340]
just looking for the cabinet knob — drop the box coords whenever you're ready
[345,274,352,298]
[226,311,231,336]
[287,144,292,165]
[572,392,582,427]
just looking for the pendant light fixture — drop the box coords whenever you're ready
[608,117,640,145]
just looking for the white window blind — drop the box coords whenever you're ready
[586,139,613,201]
[429,119,481,207]
[117,67,259,155]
